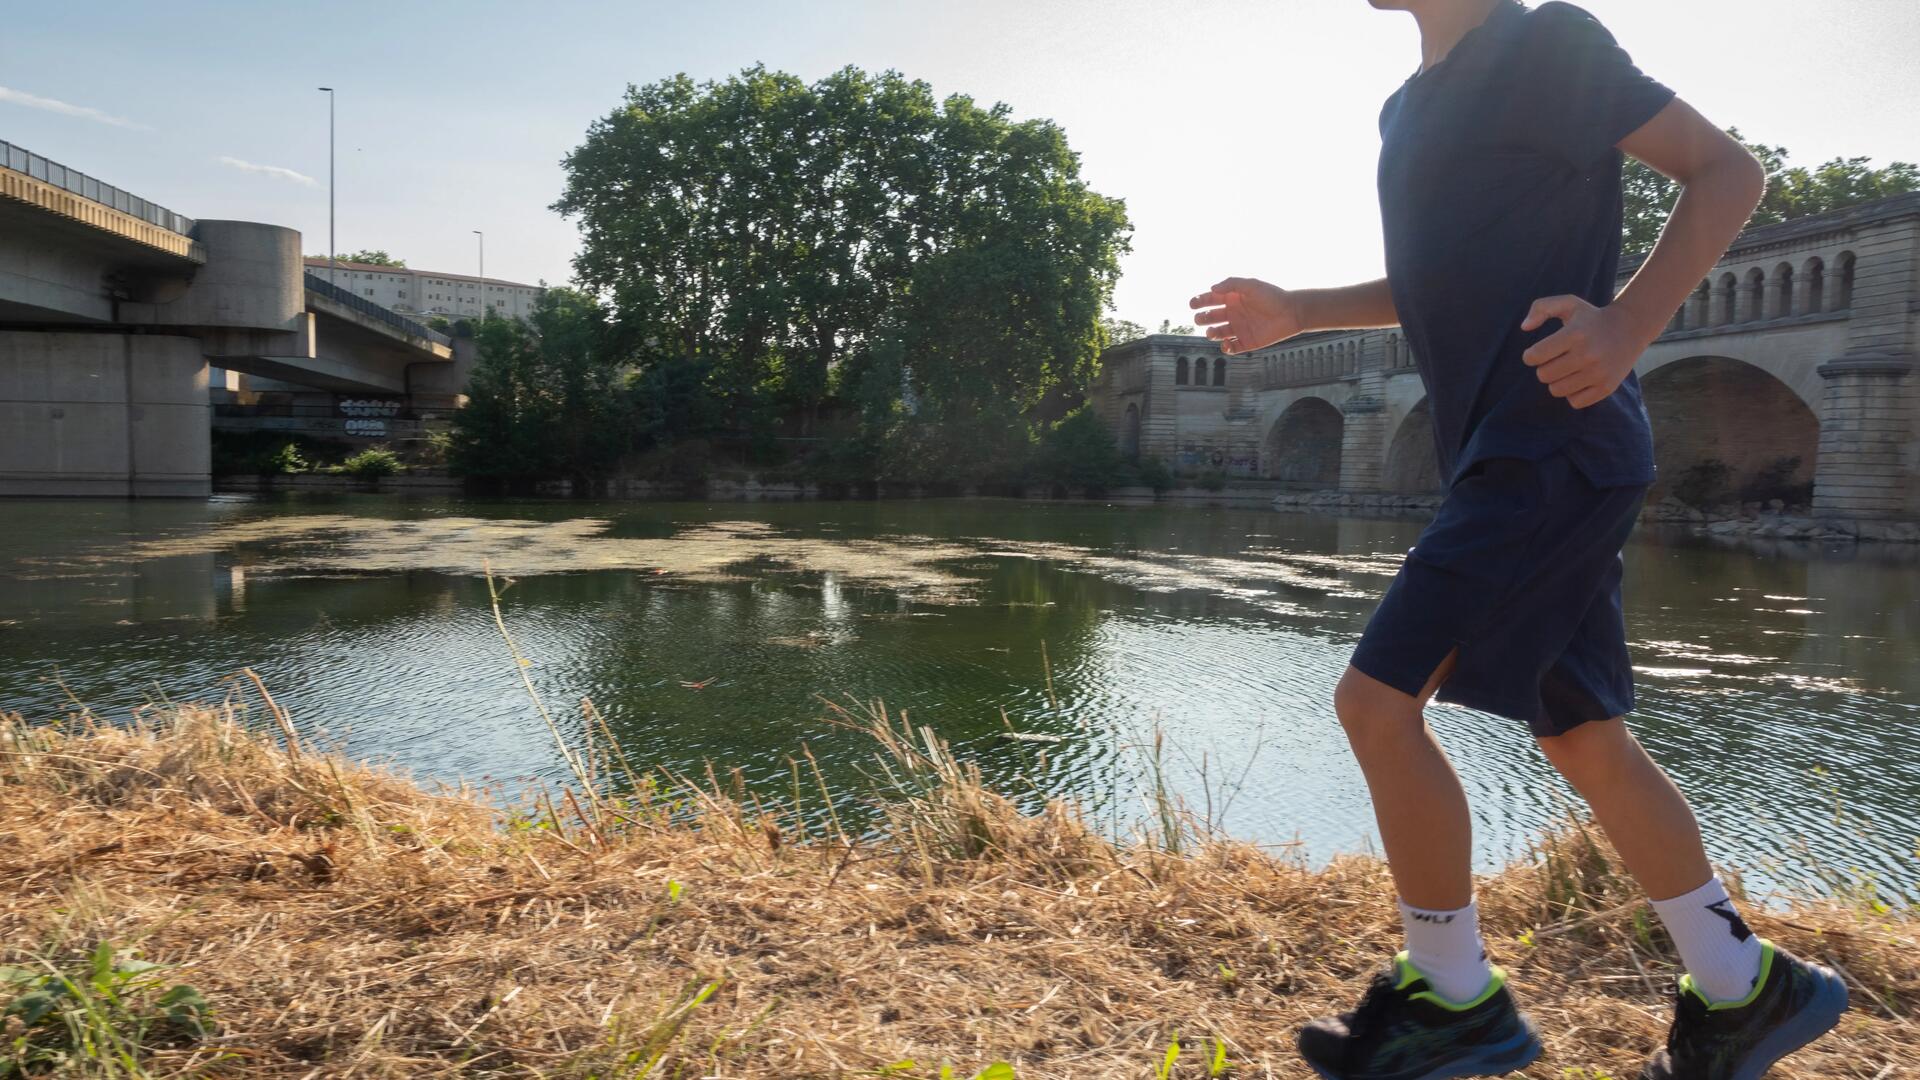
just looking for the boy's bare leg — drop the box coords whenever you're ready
[1539,718,1765,1005]
[1535,718,1709,899]
[1333,651,1471,910]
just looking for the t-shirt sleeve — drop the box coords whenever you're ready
[1515,3,1675,168]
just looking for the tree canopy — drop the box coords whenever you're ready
[552,65,1131,474]
[1625,133,1919,254]
[307,250,406,267]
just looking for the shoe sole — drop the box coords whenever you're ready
[1303,1020,1543,1080]
[1728,962,1849,1080]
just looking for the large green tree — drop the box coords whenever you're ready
[1625,133,1918,254]
[448,287,633,490]
[553,66,1130,461]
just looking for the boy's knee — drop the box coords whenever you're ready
[1536,719,1634,787]
[1334,667,1424,754]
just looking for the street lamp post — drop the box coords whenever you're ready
[472,230,484,319]
[318,87,335,286]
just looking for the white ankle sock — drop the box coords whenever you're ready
[1650,877,1765,1003]
[1399,897,1493,1004]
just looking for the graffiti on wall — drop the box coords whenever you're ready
[338,397,402,439]
[1175,445,1260,477]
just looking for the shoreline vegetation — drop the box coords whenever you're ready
[3,694,1914,1078]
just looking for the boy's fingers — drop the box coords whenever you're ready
[1205,323,1236,341]
[1522,329,1575,367]
[1189,292,1219,310]
[1548,372,1602,400]
[1193,306,1230,326]
[1533,352,1586,383]
[1212,277,1252,294]
[1521,294,1579,332]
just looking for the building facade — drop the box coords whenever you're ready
[1089,194,1920,522]
[302,258,544,320]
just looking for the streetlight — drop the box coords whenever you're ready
[317,87,335,286]
[472,230,484,319]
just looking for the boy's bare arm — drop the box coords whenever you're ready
[1521,98,1767,409]
[1189,277,1399,356]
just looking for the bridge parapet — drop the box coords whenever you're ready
[0,140,203,262]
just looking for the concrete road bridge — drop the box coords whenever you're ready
[1092,194,1919,522]
[1,140,460,497]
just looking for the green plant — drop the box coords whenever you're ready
[1,941,215,1076]
[1194,469,1227,492]
[1739,455,1812,506]
[338,447,403,480]
[1670,458,1732,508]
[265,441,308,476]
[1132,455,1174,493]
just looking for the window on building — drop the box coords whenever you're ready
[365,288,374,296]
[1213,357,1227,386]
[1175,357,1189,385]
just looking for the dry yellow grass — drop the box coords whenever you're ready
[2,700,1914,1079]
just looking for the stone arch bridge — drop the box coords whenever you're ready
[1091,195,1919,521]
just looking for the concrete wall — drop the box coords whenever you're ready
[0,331,209,496]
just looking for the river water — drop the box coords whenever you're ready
[2,495,1914,902]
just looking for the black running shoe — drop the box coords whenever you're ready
[1298,953,1542,1080]
[1641,940,1849,1080]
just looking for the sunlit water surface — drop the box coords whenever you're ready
[2,496,1914,902]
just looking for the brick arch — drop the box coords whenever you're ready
[1641,355,1819,507]
[1263,396,1344,488]
[1383,397,1443,493]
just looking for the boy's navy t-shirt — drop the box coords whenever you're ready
[1378,0,1674,488]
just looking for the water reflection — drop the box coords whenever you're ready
[0,496,1914,902]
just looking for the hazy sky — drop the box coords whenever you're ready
[5,1,1916,327]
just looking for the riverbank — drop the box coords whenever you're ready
[3,705,1912,1078]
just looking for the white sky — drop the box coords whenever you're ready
[4,1,1916,328]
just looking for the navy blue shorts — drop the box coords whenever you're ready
[1350,453,1647,738]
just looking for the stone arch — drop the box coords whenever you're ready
[1802,255,1826,313]
[1383,398,1443,493]
[1212,356,1227,387]
[1175,356,1189,385]
[1122,402,1141,462]
[1263,397,1344,488]
[1641,355,1819,507]
[1832,251,1855,310]
[1770,261,1795,318]
[1742,267,1767,322]
[1688,279,1711,328]
[1714,271,1739,325]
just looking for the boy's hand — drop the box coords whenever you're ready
[1520,295,1658,409]
[1190,278,1303,355]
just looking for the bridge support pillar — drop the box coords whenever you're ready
[0,331,210,497]
[1812,355,1914,520]
[1338,397,1387,493]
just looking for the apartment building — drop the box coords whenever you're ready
[303,258,545,320]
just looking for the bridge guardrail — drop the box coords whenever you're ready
[0,139,195,235]
[304,272,454,348]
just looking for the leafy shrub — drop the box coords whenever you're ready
[1034,407,1124,493]
[1131,455,1174,493]
[338,448,403,480]
[210,431,347,477]
[1194,469,1228,492]
[1670,458,1732,508]
[1739,455,1812,506]
[265,442,308,476]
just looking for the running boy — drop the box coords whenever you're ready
[1190,2,1848,1077]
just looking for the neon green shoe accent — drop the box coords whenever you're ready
[1679,939,1775,1010]
[1394,951,1508,1011]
